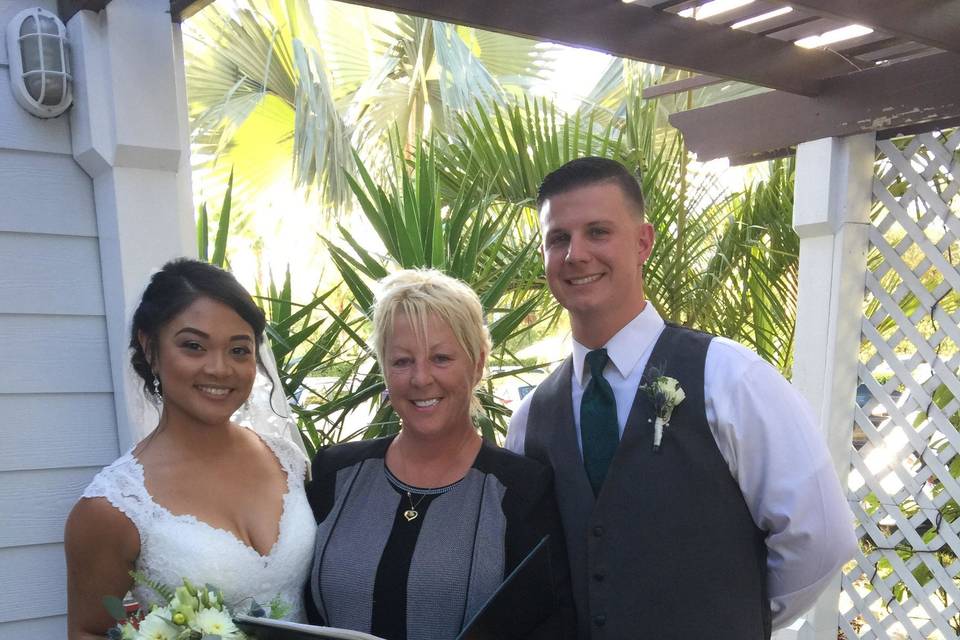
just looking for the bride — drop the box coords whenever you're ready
[64,259,316,639]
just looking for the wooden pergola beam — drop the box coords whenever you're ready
[786,0,960,54]
[643,74,723,99]
[58,0,110,21]
[170,0,215,21]
[324,0,855,95]
[670,52,960,162]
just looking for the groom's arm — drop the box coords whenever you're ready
[504,390,533,454]
[705,338,858,629]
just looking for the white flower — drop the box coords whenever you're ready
[639,373,685,452]
[196,607,242,637]
[136,610,179,640]
[657,377,685,407]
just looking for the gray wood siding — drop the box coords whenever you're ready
[2,1,117,634]
[0,544,66,623]
[0,315,112,393]
[0,150,97,236]
[0,233,104,314]
[0,615,67,639]
[0,467,101,548]
[0,393,117,472]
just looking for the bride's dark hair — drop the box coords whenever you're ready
[130,258,266,399]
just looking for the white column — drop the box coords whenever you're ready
[787,133,874,640]
[67,0,196,452]
[772,618,814,640]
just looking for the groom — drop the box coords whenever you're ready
[506,157,856,639]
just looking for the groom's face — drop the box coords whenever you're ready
[540,181,654,329]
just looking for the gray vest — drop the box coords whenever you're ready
[525,325,771,639]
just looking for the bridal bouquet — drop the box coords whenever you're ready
[104,573,285,640]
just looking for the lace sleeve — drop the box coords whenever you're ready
[81,455,155,533]
[260,432,309,483]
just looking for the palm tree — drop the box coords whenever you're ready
[183,0,557,210]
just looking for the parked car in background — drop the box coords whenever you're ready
[493,368,546,411]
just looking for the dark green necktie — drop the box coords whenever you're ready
[580,349,619,495]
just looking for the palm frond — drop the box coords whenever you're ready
[291,39,355,206]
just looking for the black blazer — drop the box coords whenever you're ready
[305,436,577,640]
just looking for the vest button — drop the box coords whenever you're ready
[593,572,605,582]
[593,525,604,537]
[593,614,607,627]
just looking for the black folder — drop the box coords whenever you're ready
[455,534,552,640]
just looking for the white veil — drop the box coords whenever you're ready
[233,341,310,460]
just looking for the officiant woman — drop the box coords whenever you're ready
[305,268,575,640]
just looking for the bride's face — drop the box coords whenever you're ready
[145,296,258,427]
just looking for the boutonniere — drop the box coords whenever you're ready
[638,368,685,453]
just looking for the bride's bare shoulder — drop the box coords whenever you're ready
[65,496,139,557]
[64,498,140,639]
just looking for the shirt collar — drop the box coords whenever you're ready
[572,304,665,386]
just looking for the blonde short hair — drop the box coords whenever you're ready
[371,269,491,416]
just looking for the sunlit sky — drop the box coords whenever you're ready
[542,46,612,112]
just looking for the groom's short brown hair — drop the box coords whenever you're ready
[537,157,645,219]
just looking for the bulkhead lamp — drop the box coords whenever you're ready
[6,7,72,118]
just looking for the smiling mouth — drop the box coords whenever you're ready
[196,385,232,398]
[412,398,440,408]
[567,273,603,285]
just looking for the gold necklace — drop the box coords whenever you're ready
[403,491,428,522]
[393,430,477,522]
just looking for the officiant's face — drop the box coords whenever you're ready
[148,296,258,426]
[383,312,483,440]
[540,181,654,329]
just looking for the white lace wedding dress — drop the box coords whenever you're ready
[82,430,316,621]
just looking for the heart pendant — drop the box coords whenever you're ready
[403,509,419,522]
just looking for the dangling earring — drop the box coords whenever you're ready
[152,374,161,398]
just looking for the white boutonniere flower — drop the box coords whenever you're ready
[639,369,685,453]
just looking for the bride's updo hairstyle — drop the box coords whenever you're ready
[130,258,266,399]
[371,268,491,416]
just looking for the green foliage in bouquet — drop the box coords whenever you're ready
[103,575,283,640]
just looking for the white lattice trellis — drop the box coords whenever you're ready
[841,129,960,639]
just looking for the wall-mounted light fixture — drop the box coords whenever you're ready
[6,7,72,118]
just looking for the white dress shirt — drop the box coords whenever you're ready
[505,304,856,629]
